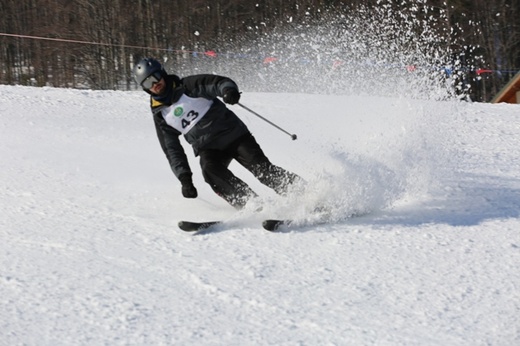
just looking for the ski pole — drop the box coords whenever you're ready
[237,103,298,140]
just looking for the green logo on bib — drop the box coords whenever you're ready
[174,107,184,117]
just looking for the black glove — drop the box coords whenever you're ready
[222,88,241,105]
[179,173,198,199]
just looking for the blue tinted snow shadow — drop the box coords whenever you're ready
[367,174,520,227]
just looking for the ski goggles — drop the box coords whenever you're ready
[141,72,162,89]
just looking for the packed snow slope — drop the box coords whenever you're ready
[1,85,519,345]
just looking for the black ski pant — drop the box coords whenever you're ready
[199,134,300,209]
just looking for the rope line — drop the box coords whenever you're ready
[0,32,192,53]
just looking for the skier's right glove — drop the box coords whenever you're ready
[179,173,198,199]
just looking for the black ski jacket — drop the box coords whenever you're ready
[150,74,249,179]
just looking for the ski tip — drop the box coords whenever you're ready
[178,220,220,232]
[262,219,286,231]
[177,220,190,229]
[177,220,196,232]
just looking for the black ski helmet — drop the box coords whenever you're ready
[133,58,166,87]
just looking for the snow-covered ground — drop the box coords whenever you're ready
[1,85,519,345]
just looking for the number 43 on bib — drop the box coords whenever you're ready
[161,95,213,134]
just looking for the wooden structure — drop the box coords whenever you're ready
[491,71,520,104]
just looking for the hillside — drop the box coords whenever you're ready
[1,85,519,345]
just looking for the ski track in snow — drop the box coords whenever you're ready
[1,85,519,345]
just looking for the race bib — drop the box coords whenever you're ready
[161,94,213,134]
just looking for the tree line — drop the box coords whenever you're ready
[0,0,518,101]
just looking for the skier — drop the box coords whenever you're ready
[133,57,301,209]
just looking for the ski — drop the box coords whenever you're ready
[262,219,292,231]
[178,219,293,232]
[178,220,221,232]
